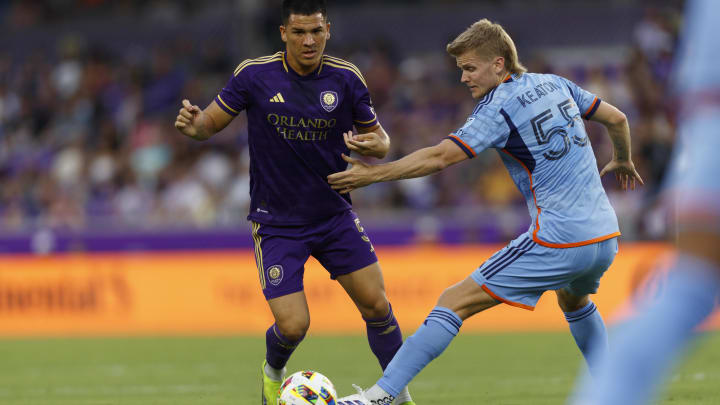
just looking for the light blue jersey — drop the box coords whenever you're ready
[665,0,720,218]
[369,74,622,401]
[448,73,619,247]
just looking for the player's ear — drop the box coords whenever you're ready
[493,56,505,73]
[325,22,331,40]
[279,25,288,43]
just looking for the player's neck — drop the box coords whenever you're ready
[285,53,321,76]
[498,70,510,84]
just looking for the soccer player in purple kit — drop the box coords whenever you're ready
[173,1,415,404]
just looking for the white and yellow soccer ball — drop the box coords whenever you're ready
[278,370,337,405]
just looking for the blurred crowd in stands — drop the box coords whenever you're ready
[0,1,681,240]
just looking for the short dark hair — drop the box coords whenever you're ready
[281,0,327,23]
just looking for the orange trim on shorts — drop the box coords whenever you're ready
[534,231,621,248]
[481,284,535,311]
[501,149,621,249]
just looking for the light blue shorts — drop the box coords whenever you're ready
[470,232,618,310]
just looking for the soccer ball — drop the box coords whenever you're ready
[278,370,337,405]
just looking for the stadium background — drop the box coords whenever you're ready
[3,1,718,404]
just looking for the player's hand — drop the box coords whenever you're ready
[343,131,388,158]
[600,159,644,191]
[174,99,202,138]
[327,154,377,194]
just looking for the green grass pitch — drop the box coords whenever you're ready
[1,332,719,404]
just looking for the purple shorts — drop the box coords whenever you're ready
[250,210,378,299]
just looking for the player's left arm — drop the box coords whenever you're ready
[590,101,644,191]
[343,124,390,159]
[328,138,468,194]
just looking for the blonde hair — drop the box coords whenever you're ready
[446,19,526,75]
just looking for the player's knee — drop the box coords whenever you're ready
[436,278,500,320]
[358,296,390,319]
[436,284,466,313]
[275,318,310,342]
[436,287,455,307]
[556,289,589,312]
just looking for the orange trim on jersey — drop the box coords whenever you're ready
[500,149,620,249]
[448,134,477,157]
[503,74,513,83]
[481,285,535,311]
[501,149,541,241]
[583,97,599,117]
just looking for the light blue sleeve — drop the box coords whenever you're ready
[447,106,508,158]
[674,0,720,93]
[554,75,601,119]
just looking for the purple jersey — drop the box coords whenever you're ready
[215,51,379,225]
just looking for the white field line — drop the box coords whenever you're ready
[0,384,224,397]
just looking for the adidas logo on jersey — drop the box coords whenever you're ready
[269,92,285,103]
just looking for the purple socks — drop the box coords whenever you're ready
[364,303,404,370]
[265,324,305,369]
[265,304,403,371]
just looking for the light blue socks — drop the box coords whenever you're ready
[564,301,608,376]
[376,306,462,397]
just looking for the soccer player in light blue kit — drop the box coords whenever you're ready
[569,1,720,404]
[328,19,643,404]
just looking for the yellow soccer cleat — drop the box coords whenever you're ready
[261,360,283,405]
[396,402,417,405]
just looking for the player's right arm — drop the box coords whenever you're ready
[327,138,468,194]
[174,99,234,141]
[590,101,644,190]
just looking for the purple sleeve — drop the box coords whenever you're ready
[215,70,250,116]
[350,73,379,129]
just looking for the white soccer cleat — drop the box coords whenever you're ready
[337,384,396,405]
[337,394,370,405]
[337,384,371,405]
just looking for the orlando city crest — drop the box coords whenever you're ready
[268,265,284,286]
[320,91,338,112]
